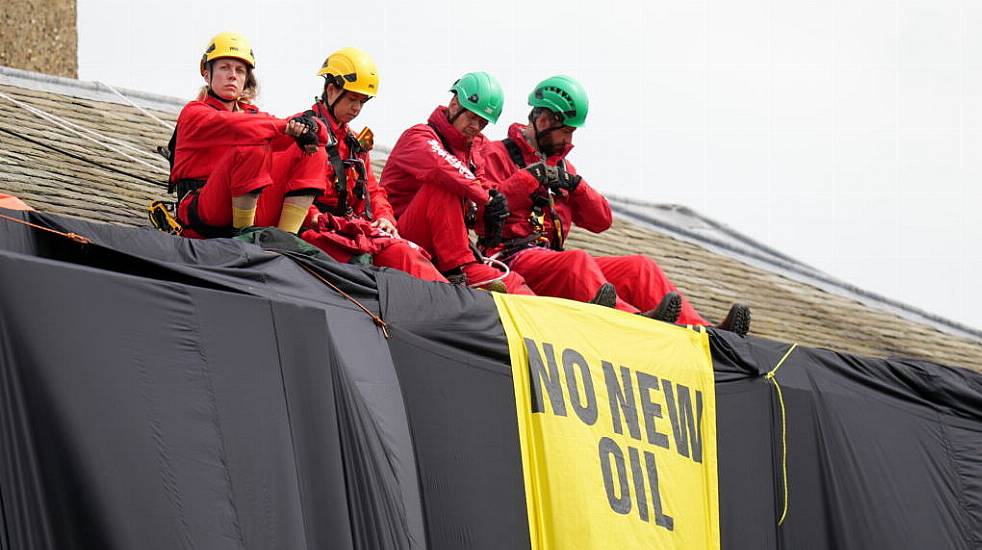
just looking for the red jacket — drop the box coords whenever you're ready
[380,106,491,218]
[480,123,612,245]
[170,94,296,183]
[302,101,395,223]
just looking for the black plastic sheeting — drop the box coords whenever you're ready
[1,209,981,549]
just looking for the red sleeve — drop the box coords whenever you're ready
[178,101,289,149]
[364,151,395,222]
[562,161,611,233]
[388,126,489,206]
[473,140,516,189]
[488,169,541,239]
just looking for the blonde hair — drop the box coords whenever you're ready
[198,64,259,111]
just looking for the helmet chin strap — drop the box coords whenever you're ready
[530,111,566,156]
[322,76,347,119]
[447,103,465,124]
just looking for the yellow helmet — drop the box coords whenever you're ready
[317,47,379,97]
[200,32,256,76]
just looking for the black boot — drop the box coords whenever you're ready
[589,283,617,308]
[641,292,682,323]
[716,303,751,336]
[443,267,468,287]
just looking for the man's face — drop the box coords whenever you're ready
[205,58,248,101]
[326,84,370,124]
[534,110,576,157]
[449,98,488,142]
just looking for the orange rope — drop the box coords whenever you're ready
[0,213,90,244]
[293,259,390,338]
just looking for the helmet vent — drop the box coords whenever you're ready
[544,85,573,105]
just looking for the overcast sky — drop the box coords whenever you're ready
[78,0,982,331]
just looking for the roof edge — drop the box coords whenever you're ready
[605,194,982,343]
[0,65,184,114]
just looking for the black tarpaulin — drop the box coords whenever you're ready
[0,211,424,549]
[710,331,982,549]
[2,208,982,549]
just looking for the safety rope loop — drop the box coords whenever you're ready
[765,342,798,527]
[293,259,390,339]
[0,213,91,244]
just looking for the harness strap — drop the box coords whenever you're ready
[343,138,372,220]
[502,137,566,251]
[428,122,477,175]
[182,190,234,238]
[307,109,351,217]
[174,179,206,203]
[427,122,454,153]
[498,233,549,260]
[502,138,527,169]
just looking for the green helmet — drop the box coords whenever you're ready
[450,71,504,124]
[528,75,588,128]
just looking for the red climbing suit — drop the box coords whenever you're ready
[479,123,707,324]
[170,94,327,236]
[283,101,445,282]
[380,106,535,294]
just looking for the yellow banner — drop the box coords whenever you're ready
[494,294,720,550]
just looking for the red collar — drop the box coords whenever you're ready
[427,105,473,155]
[506,122,573,164]
[202,93,257,113]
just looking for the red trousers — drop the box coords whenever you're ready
[397,184,534,294]
[301,214,447,283]
[178,145,326,232]
[374,241,448,282]
[508,248,707,324]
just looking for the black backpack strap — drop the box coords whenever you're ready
[502,138,527,169]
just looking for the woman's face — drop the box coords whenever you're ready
[205,58,249,101]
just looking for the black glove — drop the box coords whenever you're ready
[291,115,320,149]
[480,189,509,248]
[555,163,582,193]
[526,162,559,189]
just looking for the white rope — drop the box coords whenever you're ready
[0,91,169,175]
[2,91,164,161]
[97,81,176,130]
[467,255,511,288]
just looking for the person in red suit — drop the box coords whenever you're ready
[288,47,446,282]
[169,32,327,238]
[480,75,751,334]
[379,71,535,294]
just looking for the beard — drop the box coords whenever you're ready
[537,133,561,157]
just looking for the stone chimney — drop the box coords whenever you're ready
[0,0,77,78]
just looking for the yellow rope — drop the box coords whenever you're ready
[764,342,798,526]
